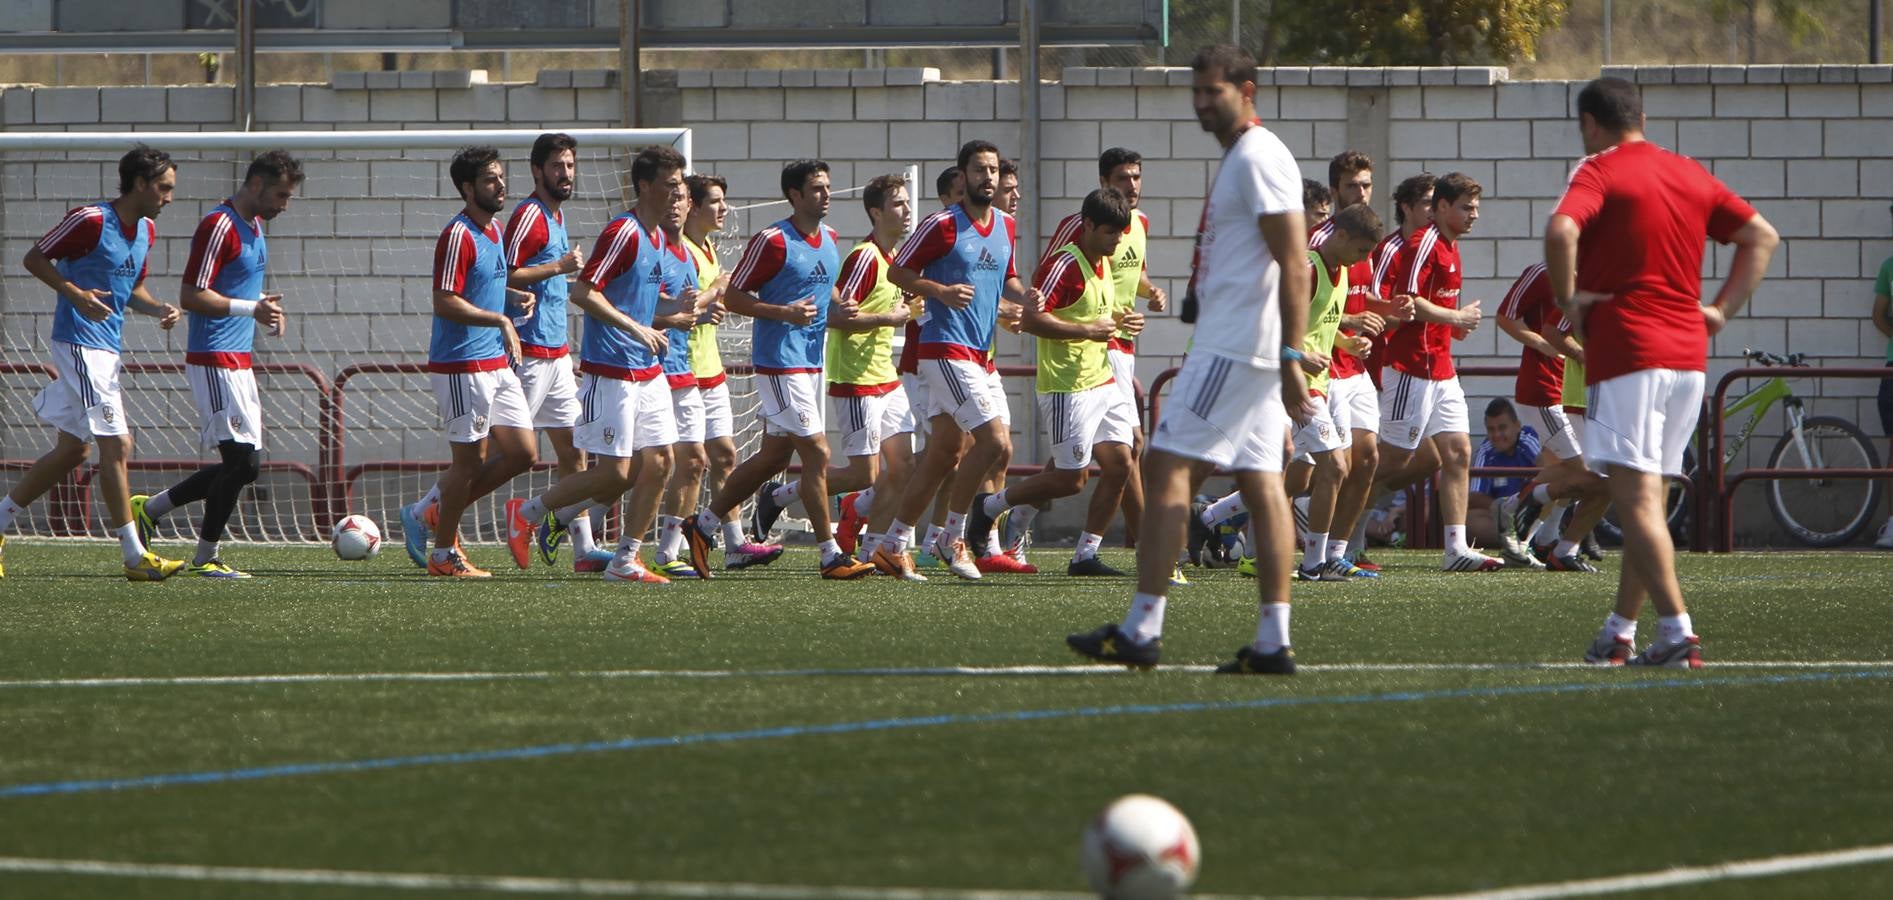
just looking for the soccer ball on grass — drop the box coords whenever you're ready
[1080,794,1200,899]
[330,514,382,560]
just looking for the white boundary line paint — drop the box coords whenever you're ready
[1407,841,1893,899]
[1,661,1889,690]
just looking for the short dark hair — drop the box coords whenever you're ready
[780,159,830,199]
[630,145,686,196]
[1098,147,1143,180]
[530,132,577,170]
[1303,179,1332,210]
[862,173,906,217]
[1327,203,1382,244]
[1577,77,1643,133]
[449,145,501,196]
[934,166,960,197]
[117,144,174,195]
[956,140,1000,173]
[686,173,727,207]
[1485,397,1519,421]
[243,149,303,188]
[998,157,1019,179]
[1081,187,1133,231]
[1392,172,1436,225]
[1328,150,1372,193]
[1433,172,1483,207]
[1191,43,1256,87]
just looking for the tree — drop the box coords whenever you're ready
[1258,0,1570,66]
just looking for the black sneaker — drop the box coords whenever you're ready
[1215,645,1297,675]
[1546,551,1599,573]
[965,492,999,557]
[1187,498,1215,566]
[753,480,788,539]
[1581,532,1607,561]
[1067,556,1127,577]
[1066,623,1160,669]
[1510,490,1544,545]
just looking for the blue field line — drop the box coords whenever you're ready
[4,668,1888,801]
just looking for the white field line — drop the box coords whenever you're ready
[0,855,1295,900]
[1407,841,1893,899]
[0,661,1888,691]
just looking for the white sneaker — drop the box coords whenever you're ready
[1875,518,1893,550]
[1443,547,1504,572]
[937,539,982,581]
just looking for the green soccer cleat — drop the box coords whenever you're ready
[653,558,701,580]
[1169,563,1190,586]
[1236,554,1256,578]
[130,494,158,549]
[188,559,252,579]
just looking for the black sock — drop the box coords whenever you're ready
[199,442,260,543]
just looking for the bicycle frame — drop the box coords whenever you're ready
[1720,375,1794,466]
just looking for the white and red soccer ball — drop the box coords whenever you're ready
[1081,794,1200,899]
[330,514,382,560]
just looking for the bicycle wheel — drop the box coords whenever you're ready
[1765,416,1884,547]
[1594,446,1696,546]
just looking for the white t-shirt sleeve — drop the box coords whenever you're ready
[1233,130,1303,219]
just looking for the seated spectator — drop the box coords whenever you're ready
[1468,398,1539,546]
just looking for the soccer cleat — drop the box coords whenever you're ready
[1443,548,1504,572]
[426,549,490,578]
[1236,555,1257,578]
[1876,518,1893,549]
[821,553,877,579]
[1509,489,1544,546]
[535,512,568,567]
[681,515,717,578]
[997,507,1033,557]
[1067,556,1127,577]
[1581,532,1607,561]
[130,494,158,549]
[938,539,982,580]
[1546,551,1599,573]
[604,556,671,584]
[835,492,865,558]
[1583,632,1634,666]
[653,558,701,580]
[1169,564,1190,586]
[1215,645,1297,675]
[1295,561,1348,582]
[1066,623,1160,669]
[1530,541,1555,565]
[1349,553,1382,573]
[187,559,252,579]
[400,501,430,568]
[753,480,789,539]
[976,552,1037,574]
[1501,542,1547,571]
[1628,634,1704,669]
[504,499,532,569]
[725,541,785,570]
[124,551,184,582]
[965,493,999,557]
[914,548,946,570]
[573,548,615,574]
[1187,498,1215,565]
[871,547,928,582]
[1333,559,1380,579]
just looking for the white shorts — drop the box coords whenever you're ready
[1378,371,1470,451]
[574,373,677,457]
[884,382,915,437]
[1519,403,1582,461]
[670,384,706,445]
[1038,384,1138,470]
[1584,369,1704,477]
[985,366,1011,425]
[919,358,1008,433]
[34,340,127,440]
[1330,372,1379,435]
[1291,390,1351,456]
[1150,351,1288,473]
[758,371,824,438]
[700,380,734,441]
[832,390,901,458]
[900,370,930,446]
[432,367,532,444]
[1107,348,1142,420]
[189,364,263,448]
[516,354,580,430]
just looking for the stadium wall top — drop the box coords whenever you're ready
[0,128,691,161]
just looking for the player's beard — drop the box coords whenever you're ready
[542,176,574,202]
[965,180,995,208]
[475,188,505,215]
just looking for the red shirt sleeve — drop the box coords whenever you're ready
[730,229,787,294]
[36,206,104,260]
[892,212,955,271]
[836,245,881,305]
[504,203,550,269]
[433,222,477,294]
[1035,254,1089,311]
[1003,214,1019,280]
[579,218,640,290]
[1046,213,1082,253]
[1400,228,1437,297]
[1498,265,1547,320]
[1705,178,1758,244]
[1551,157,1608,230]
[182,212,241,292]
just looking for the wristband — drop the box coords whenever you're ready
[1280,345,1304,363]
[228,299,259,318]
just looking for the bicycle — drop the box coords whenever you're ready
[1596,348,1883,547]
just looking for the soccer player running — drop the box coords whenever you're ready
[682,160,878,580]
[960,158,1033,574]
[127,151,299,578]
[651,185,720,579]
[0,145,183,581]
[1550,78,1778,667]
[680,175,740,518]
[1376,172,1503,572]
[1067,44,1312,675]
[867,140,1034,582]
[754,175,914,568]
[974,187,1140,577]
[517,146,687,584]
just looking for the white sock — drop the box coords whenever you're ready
[982,529,1004,557]
[419,483,442,510]
[1122,591,1167,644]
[1326,539,1348,562]
[1604,612,1637,642]
[1444,524,1469,555]
[656,515,685,563]
[1553,539,1579,558]
[144,489,176,519]
[696,508,722,532]
[1073,532,1104,561]
[722,519,746,548]
[1203,491,1245,526]
[943,511,966,540]
[1659,613,1694,644]
[1254,602,1292,653]
[193,539,219,566]
[1532,500,1568,543]
[1302,532,1328,569]
[922,523,946,555]
[616,536,644,562]
[891,520,917,554]
[571,510,598,555]
[1007,504,1039,534]
[817,538,842,562]
[556,500,592,522]
[520,496,550,525]
[0,495,24,533]
[1532,482,1552,504]
[115,521,146,565]
[981,491,1009,517]
[854,486,876,514]
[774,480,801,507]
[1349,515,1369,556]
[859,533,883,562]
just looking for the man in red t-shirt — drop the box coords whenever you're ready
[1549,77,1778,668]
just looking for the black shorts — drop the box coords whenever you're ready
[1878,365,1893,436]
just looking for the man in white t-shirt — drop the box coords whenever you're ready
[1066,43,1314,676]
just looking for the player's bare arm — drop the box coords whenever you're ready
[23,247,115,322]
[569,279,666,354]
[653,287,700,330]
[723,284,818,325]
[1408,295,1481,331]
[1261,209,1316,420]
[182,282,285,334]
[1137,272,1167,312]
[1497,308,1559,359]
[1702,214,1780,336]
[507,245,582,289]
[129,282,181,329]
[826,296,908,333]
[1340,309,1386,336]
[1021,298,1114,342]
[888,264,976,310]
